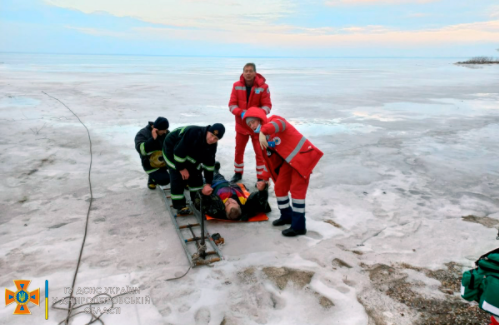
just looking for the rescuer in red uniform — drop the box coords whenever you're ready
[243,107,323,237]
[228,63,272,183]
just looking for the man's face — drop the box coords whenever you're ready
[206,131,219,145]
[247,119,260,131]
[157,129,167,136]
[243,66,256,82]
[224,198,239,217]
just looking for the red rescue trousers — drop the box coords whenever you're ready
[274,163,310,200]
[234,132,268,179]
[491,316,499,325]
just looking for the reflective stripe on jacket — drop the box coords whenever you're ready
[162,125,217,184]
[134,122,168,173]
[228,73,272,135]
[242,107,323,180]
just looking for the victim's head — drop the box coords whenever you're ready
[225,198,241,220]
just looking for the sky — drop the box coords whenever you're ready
[1,0,498,57]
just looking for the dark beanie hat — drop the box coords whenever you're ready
[154,117,169,130]
[208,123,225,139]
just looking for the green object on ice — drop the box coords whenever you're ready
[461,249,499,317]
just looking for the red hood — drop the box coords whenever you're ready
[239,73,266,86]
[243,106,268,126]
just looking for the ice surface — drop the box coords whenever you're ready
[0,54,498,324]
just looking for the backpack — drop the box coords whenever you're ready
[461,248,499,317]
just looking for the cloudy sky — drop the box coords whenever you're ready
[1,0,498,57]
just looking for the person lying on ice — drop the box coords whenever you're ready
[162,123,225,215]
[242,107,323,237]
[195,162,271,221]
[134,117,171,190]
[228,63,272,183]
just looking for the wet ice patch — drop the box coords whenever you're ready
[91,123,140,136]
[352,96,499,122]
[0,96,40,108]
[289,118,380,136]
[353,111,400,122]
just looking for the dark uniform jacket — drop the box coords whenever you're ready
[134,122,168,173]
[199,181,271,221]
[162,125,217,184]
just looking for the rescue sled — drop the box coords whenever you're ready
[160,187,224,267]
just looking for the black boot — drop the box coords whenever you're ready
[148,176,157,190]
[272,207,292,226]
[272,218,292,226]
[214,161,221,174]
[282,228,307,237]
[230,172,242,183]
[282,208,307,236]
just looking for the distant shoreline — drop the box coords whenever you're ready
[456,57,499,65]
[456,61,499,65]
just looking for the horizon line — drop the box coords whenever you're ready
[0,51,474,59]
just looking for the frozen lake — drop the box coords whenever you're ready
[1,53,498,325]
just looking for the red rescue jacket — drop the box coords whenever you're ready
[228,73,272,135]
[243,107,323,180]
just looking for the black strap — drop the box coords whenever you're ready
[476,247,499,265]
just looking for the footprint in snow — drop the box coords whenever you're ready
[306,231,323,239]
[194,307,210,324]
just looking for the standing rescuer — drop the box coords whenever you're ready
[243,107,323,237]
[162,123,225,215]
[134,117,171,189]
[228,63,272,183]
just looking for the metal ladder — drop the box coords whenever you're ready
[159,186,224,267]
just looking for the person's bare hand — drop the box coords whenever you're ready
[202,184,213,195]
[179,169,189,180]
[256,181,266,191]
[259,132,268,150]
[152,128,158,140]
